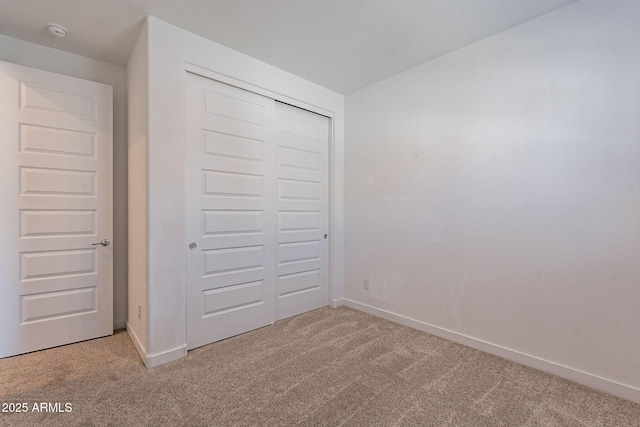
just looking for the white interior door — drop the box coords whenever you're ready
[185,73,329,349]
[0,61,113,358]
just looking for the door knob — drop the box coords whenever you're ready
[189,242,197,250]
[92,239,111,247]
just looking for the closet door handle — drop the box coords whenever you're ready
[92,239,111,247]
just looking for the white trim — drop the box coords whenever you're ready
[331,298,344,308]
[185,63,334,118]
[126,322,147,365]
[343,299,640,404]
[327,117,338,308]
[126,322,187,368]
[145,345,188,368]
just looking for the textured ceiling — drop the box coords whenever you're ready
[0,0,579,93]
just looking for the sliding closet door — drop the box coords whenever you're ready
[274,102,329,320]
[185,74,277,350]
[185,72,329,350]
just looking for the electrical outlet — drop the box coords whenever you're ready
[363,278,370,290]
[137,304,142,320]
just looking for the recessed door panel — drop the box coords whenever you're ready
[202,210,264,236]
[279,210,321,232]
[20,210,96,238]
[203,130,263,162]
[279,114,321,142]
[20,167,96,196]
[278,269,321,298]
[204,90,264,126]
[279,146,321,171]
[20,124,96,158]
[203,170,263,198]
[20,81,96,119]
[21,287,96,324]
[279,178,321,201]
[20,249,96,281]
[203,246,264,275]
[203,281,265,317]
[279,240,321,264]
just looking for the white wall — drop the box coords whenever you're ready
[0,34,129,330]
[126,21,149,355]
[127,17,344,366]
[344,0,640,402]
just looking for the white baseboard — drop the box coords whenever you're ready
[125,322,187,368]
[331,298,344,308]
[125,322,147,365]
[343,298,640,405]
[144,344,188,368]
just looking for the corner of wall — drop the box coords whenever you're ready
[126,18,151,358]
[126,321,187,367]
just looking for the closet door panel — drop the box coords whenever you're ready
[274,102,329,321]
[186,74,276,350]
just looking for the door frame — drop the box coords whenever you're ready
[183,63,340,317]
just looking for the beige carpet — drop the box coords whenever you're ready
[1,307,639,426]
